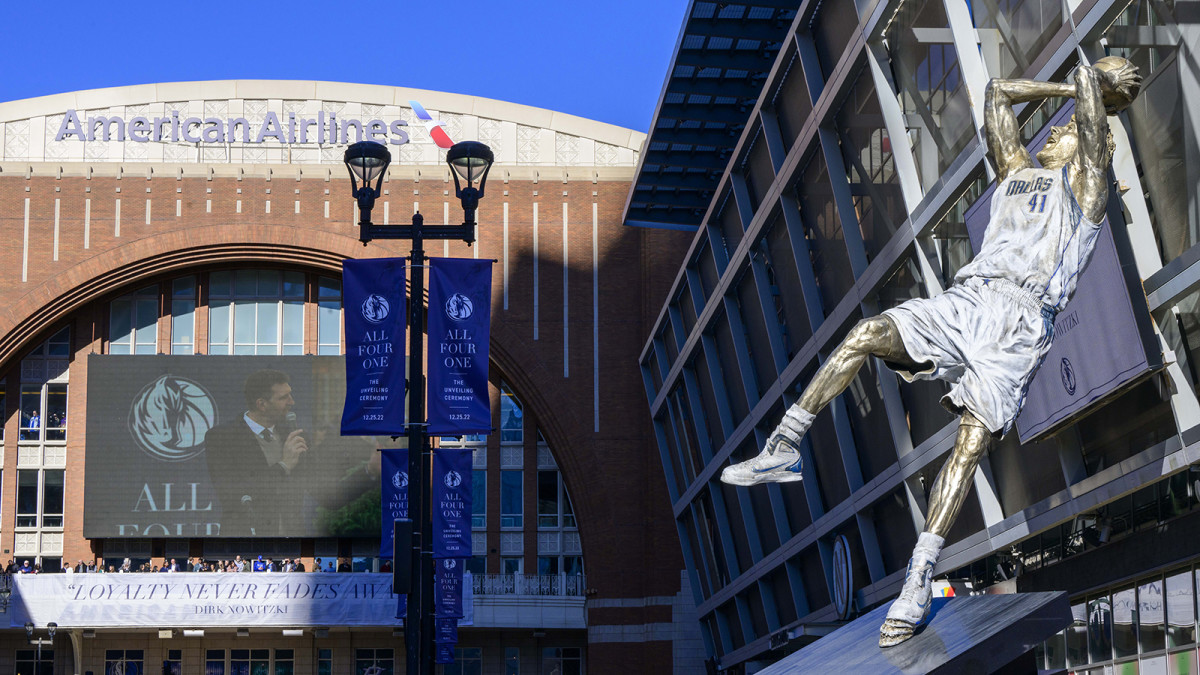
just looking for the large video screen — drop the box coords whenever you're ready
[84,355,388,538]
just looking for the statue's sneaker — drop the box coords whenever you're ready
[720,441,803,486]
[879,557,935,647]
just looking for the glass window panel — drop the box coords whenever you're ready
[835,65,905,262]
[563,492,575,529]
[110,298,133,347]
[1068,602,1089,666]
[209,271,231,298]
[234,303,256,344]
[1167,570,1197,648]
[772,51,812,151]
[502,470,523,528]
[48,327,70,356]
[46,383,67,441]
[969,0,1063,79]
[472,470,486,529]
[209,300,231,352]
[501,384,524,444]
[505,647,519,675]
[538,470,559,528]
[135,297,158,353]
[1114,586,1138,659]
[318,277,341,299]
[17,469,38,527]
[1142,577,1167,653]
[282,271,304,299]
[20,385,40,441]
[885,0,973,189]
[795,151,853,316]
[256,301,278,345]
[257,270,280,297]
[537,556,559,575]
[282,301,303,346]
[318,303,341,350]
[43,469,64,528]
[1169,651,1198,675]
[234,271,256,298]
[172,277,196,354]
[1090,595,1114,663]
[809,0,859,80]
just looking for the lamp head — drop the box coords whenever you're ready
[446,141,494,224]
[343,141,392,230]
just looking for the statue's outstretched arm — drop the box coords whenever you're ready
[984,78,1074,181]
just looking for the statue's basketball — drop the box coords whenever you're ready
[1093,55,1141,114]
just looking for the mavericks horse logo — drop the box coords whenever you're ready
[362,294,390,324]
[1061,357,1077,396]
[445,293,473,321]
[129,375,218,462]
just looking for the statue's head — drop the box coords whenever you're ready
[1035,116,1115,170]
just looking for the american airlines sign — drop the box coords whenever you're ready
[53,100,455,148]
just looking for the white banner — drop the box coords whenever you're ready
[10,573,409,628]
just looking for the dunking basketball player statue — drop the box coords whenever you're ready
[720,57,1142,648]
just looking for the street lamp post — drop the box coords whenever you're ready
[344,139,494,675]
[24,621,56,675]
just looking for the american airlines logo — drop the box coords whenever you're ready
[53,100,454,148]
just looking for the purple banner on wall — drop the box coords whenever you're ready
[435,558,466,619]
[380,449,409,558]
[432,449,472,559]
[435,644,456,664]
[435,618,458,644]
[964,102,1160,442]
[427,258,493,435]
[341,258,407,436]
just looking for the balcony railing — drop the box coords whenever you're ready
[472,573,586,597]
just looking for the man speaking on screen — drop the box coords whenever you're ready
[204,369,309,536]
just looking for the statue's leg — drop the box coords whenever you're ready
[799,315,918,414]
[879,411,991,648]
[722,316,917,486]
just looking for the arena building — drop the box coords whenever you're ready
[634,0,1200,673]
[0,81,703,674]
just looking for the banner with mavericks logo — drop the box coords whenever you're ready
[380,449,409,558]
[341,258,407,435]
[435,558,466,619]
[427,258,493,434]
[432,448,472,559]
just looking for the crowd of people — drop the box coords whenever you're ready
[3,556,391,574]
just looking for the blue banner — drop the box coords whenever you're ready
[341,257,407,436]
[435,618,458,644]
[435,644,456,664]
[435,558,466,619]
[433,449,472,559]
[427,258,493,434]
[380,449,409,558]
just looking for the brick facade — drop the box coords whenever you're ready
[0,164,693,672]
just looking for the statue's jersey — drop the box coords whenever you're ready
[955,165,1102,310]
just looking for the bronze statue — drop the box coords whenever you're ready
[720,56,1141,647]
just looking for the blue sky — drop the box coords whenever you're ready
[2,1,689,132]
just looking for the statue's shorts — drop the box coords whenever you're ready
[881,277,1056,435]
